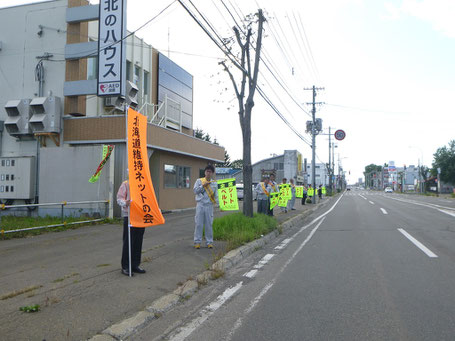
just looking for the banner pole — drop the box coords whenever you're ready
[125,105,132,278]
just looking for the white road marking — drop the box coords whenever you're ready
[253,254,275,269]
[369,201,374,205]
[359,195,367,200]
[438,209,455,217]
[380,208,388,214]
[169,282,243,341]
[397,228,438,258]
[274,238,293,250]
[386,196,455,215]
[226,218,326,341]
[243,269,258,278]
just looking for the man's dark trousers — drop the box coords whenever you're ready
[122,217,145,270]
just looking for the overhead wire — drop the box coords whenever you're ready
[182,0,313,147]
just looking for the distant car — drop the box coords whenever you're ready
[346,187,351,191]
[236,184,244,200]
[384,187,393,193]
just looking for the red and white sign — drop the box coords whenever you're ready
[334,129,346,141]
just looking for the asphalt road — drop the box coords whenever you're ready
[142,190,455,341]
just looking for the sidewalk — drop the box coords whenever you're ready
[0,197,326,341]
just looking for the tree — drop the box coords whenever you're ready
[431,140,455,185]
[216,150,232,168]
[231,159,244,170]
[194,128,204,139]
[363,164,383,188]
[220,10,265,217]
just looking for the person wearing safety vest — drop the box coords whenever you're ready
[308,184,314,198]
[279,178,288,213]
[288,178,297,210]
[267,173,279,216]
[301,186,308,205]
[255,177,271,214]
[193,165,218,249]
[318,184,323,201]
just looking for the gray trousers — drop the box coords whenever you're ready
[257,199,268,214]
[194,203,214,244]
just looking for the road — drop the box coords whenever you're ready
[138,190,455,341]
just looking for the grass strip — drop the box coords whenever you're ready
[0,215,121,240]
[213,212,277,252]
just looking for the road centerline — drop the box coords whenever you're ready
[380,208,388,214]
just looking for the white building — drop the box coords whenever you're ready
[0,0,223,216]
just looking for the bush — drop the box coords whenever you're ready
[213,213,277,251]
[306,198,312,204]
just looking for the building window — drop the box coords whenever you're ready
[87,57,98,80]
[165,164,191,188]
[10,186,13,192]
[5,186,8,192]
[134,65,140,85]
[273,162,284,170]
[0,185,3,192]
[1,160,4,167]
[5,175,9,181]
[0,174,4,181]
[11,174,14,181]
[164,164,177,188]
[199,169,205,178]
[178,166,191,188]
[143,70,149,97]
[126,61,132,81]
[11,160,15,167]
[6,160,10,166]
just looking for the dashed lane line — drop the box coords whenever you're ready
[397,228,438,258]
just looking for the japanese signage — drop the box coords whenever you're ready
[98,0,125,96]
[278,193,288,207]
[89,145,114,183]
[295,186,304,198]
[217,178,239,211]
[308,187,314,197]
[270,192,279,209]
[127,108,165,227]
[279,184,292,200]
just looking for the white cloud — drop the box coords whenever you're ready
[384,0,455,38]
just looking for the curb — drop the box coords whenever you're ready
[88,197,334,340]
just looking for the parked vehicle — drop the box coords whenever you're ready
[384,187,393,193]
[236,184,244,200]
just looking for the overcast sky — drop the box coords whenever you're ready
[2,0,454,183]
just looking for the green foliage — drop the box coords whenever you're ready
[213,213,277,251]
[306,198,312,203]
[231,159,244,169]
[19,304,40,313]
[431,140,455,184]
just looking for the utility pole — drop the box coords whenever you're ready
[305,85,324,203]
[328,127,332,195]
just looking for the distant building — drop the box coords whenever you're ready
[232,150,306,185]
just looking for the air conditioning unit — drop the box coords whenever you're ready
[29,96,62,134]
[104,96,124,110]
[125,80,138,109]
[4,99,32,137]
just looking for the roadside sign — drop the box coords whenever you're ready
[334,129,346,141]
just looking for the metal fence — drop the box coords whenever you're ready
[1,200,110,235]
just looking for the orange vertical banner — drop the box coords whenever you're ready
[127,108,165,227]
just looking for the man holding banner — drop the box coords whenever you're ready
[121,108,165,277]
[267,173,279,216]
[193,165,218,249]
[117,178,146,276]
[255,177,271,214]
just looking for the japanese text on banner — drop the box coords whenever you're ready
[217,178,239,211]
[295,186,304,198]
[128,108,165,227]
[269,192,279,209]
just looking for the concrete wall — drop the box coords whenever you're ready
[39,144,113,216]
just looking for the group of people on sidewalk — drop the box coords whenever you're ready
[255,177,325,215]
[116,165,325,276]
